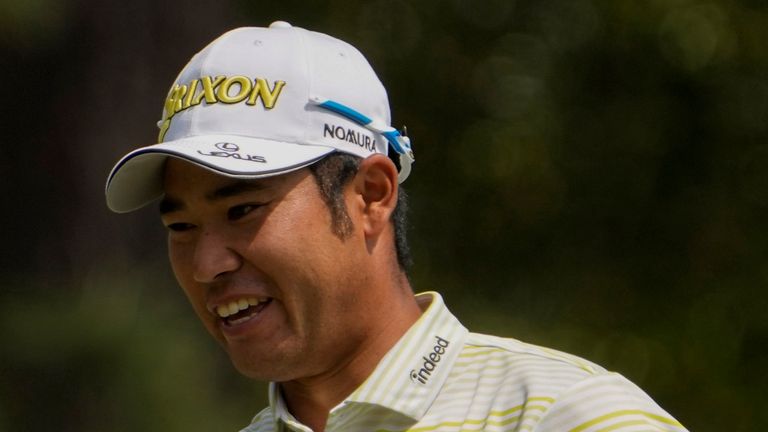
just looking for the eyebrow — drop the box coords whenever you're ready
[159,180,268,215]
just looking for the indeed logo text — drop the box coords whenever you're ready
[409,335,450,385]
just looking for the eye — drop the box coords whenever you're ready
[166,222,196,232]
[227,203,262,221]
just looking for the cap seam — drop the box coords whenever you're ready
[190,30,230,137]
[294,27,312,147]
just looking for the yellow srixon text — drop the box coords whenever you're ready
[158,75,286,141]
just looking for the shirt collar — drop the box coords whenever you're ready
[268,291,468,427]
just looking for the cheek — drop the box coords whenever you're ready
[247,203,333,263]
[256,220,342,287]
[247,211,346,303]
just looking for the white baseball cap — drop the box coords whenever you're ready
[105,21,413,213]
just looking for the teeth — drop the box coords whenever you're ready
[216,305,229,317]
[227,302,239,315]
[214,297,264,318]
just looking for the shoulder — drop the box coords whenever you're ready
[434,332,606,409]
[448,332,608,393]
[238,407,274,432]
[536,372,688,431]
[462,332,607,374]
[444,332,687,431]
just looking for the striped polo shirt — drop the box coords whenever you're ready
[241,292,687,432]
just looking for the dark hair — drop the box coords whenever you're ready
[308,153,412,271]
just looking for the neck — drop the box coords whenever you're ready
[280,275,421,432]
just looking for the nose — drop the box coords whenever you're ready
[192,228,242,283]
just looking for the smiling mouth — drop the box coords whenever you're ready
[215,297,272,326]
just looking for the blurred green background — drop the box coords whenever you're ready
[2,0,767,430]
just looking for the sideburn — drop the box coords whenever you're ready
[308,154,361,240]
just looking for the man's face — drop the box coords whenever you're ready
[160,158,374,381]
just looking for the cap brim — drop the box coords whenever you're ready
[105,134,335,213]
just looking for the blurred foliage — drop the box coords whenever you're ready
[2,0,768,431]
[0,260,266,431]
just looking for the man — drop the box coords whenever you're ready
[105,21,688,432]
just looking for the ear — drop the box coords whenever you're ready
[352,154,399,238]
